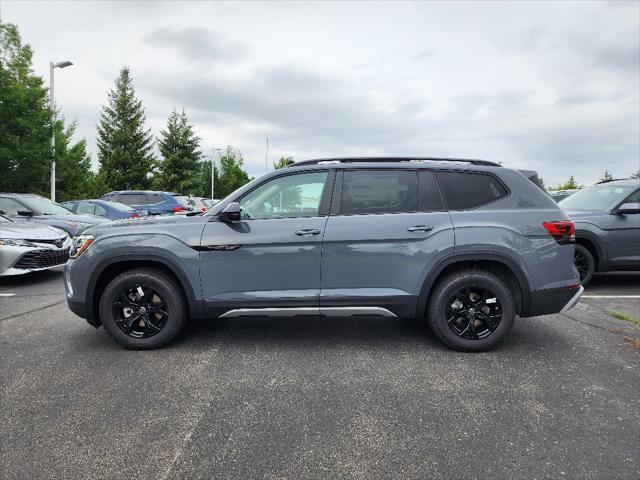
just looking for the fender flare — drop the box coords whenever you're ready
[574,229,606,271]
[415,252,532,317]
[86,253,204,325]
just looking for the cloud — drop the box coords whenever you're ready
[144,27,246,62]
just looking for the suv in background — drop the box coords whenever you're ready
[100,191,192,215]
[62,199,143,220]
[559,179,640,285]
[65,157,581,352]
[0,193,108,236]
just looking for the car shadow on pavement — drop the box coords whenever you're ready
[0,268,63,289]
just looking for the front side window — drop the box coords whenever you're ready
[436,171,508,210]
[240,172,328,220]
[340,170,417,215]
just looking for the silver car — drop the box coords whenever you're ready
[0,215,71,276]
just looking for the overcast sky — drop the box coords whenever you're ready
[3,0,639,185]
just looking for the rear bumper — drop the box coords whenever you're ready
[522,285,583,317]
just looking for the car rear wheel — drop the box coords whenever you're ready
[427,270,516,351]
[99,268,187,349]
[574,244,595,286]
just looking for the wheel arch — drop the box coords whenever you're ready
[416,253,531,318]
[86,254,203,327]
[574,232,604,271]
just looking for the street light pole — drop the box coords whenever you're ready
[49,60,73,202]
[211,148,222,200]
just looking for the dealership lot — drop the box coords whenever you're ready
[1,272,639,479]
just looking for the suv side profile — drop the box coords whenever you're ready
[65,158,582,351]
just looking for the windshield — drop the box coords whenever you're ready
[559,184,636,211]
[20,196,74,215]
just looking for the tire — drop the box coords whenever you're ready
[427,270,516,352]
[574,244,595,286]
[99,268,188,350]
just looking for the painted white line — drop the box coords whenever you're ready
[582,295,640,299]
[0,293,16,297]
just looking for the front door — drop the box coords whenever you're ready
[320,169,454,317]
[605,188,640,269]
[199,170,333,317]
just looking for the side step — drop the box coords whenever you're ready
[218,307,397,318]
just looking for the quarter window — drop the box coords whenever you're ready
[340,170,417,215]
[436,171,508,210]
[240,172,328,220]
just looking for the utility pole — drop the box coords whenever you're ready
[49,60,73,201]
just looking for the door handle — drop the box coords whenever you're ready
[295,229,321,236]
[407,225,433,232]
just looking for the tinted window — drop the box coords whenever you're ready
[76,202,95,214]
[624,189,640,203]
[94,205,107,216]
[119,194,146,205]
[240,172,328,220]
[147,193,164,204]
[418,171,444,211]
[437,172,508,210]
[0,197,23,214]
[341,170,416,215]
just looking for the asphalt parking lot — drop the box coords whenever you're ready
[1,271,639,480]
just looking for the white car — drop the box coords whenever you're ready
[0,215,72,276]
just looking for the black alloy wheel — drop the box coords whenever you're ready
[112,283,169,338]
[573,244,595,285]
[445,285,502,340]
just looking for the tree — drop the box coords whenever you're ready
[0,22,52,195]
[273,156,294,169]
[550,175,580,191]
[216,146,251,197]
[154,109,202,194]
[97,66,154,190]
[52,119,95,201]
[599,170,613,183]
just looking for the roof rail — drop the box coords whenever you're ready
[288,157,501,168]
[595,177,631,184]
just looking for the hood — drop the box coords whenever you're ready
[37,213,109,225]
[0,221,67,240]
[85,213,204,235]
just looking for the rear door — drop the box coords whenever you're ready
[605,188,640,269]
[320,169,454,317]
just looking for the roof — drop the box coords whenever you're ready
[288,157,501,168]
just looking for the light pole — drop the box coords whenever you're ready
[211,148,222,200]
[49,60,73,201]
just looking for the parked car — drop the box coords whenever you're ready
[551,189,578,202]
[62,199,143,220]
[65,157,582,352]
[0,193,109,236]
[0,214,71,276]
[100,191,192,215]
[558,178,640,285]
[185,196,211,213]
[202,198,220,208]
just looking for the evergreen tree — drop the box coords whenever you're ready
[550,175,580,191]
[97,66,154,190]
[273,156,294,169]
[0,22,52,195]
[599,170,613,183]
[154,109,202,194]
[216,146,251,197]
[53,119,95,201]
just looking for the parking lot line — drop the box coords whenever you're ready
[582,295,640,299]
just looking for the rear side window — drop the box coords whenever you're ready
[76,202,95,215]
[341,170,417,215]
[418,171,445,211]
[147,193,164,204]
[436,171,508,210]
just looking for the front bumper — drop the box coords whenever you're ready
[523,285,584,317]
[0,242,70,276]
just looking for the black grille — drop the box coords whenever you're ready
[14,249,70,269]
[26,237,67,248]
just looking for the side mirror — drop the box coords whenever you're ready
[17,210,34,217]
[613,202,640,215]
[218,202,241,222]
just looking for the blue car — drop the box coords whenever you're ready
[99,191,192,215]
[62,199,142,220]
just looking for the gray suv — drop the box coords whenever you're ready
[558,179,640,285]
[64,158,582,351]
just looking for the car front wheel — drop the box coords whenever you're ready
[427,270,516,351]
[99,268,187,349]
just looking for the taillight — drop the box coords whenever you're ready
[543,221,575,244]
[171,207,186,213]
[130,213,139,218]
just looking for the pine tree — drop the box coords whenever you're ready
[0,23,53,195]
[97,66,154,190]
[155,109,202,194]
[599,170,613,183]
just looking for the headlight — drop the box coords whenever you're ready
[0,238,37,247]
[70,235,94,258]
